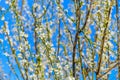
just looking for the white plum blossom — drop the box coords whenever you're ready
[0,0,119,80]
[1,16,5,21]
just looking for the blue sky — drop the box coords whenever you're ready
[0,0,120,80]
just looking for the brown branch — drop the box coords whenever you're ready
[62,18,74,44]
[4,22,25,80]
[97,61,118,79]
[116,0,120,79]
[72,0,92,78]
[96,6,112,75]
[57,0,61,55]
[72,1,81,78]
[38,0,51,20]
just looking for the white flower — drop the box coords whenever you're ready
[29,67,34,72]
[20,31,28,38]
[68,18,73,24]
[3,52,9,57]
[24,33,28,38]
[20,16,25,20]
[60,0,64,3]
[29,74,37,80]
[65,76,75,80]
[18,53,22,58]
[1,16,5,21]
[111,31,115,36]
[33,3,40,10]
[96,31,100,35]
[107,41,113,48]
[5,1,9,4]
[0,39,3,43]
[1,8,5,11]
[20,59,27,65]
[33,3,38,8]
[58,11,63,18]
[102,54,108,62]
[40,33,46,39]
[43,6,46,10]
